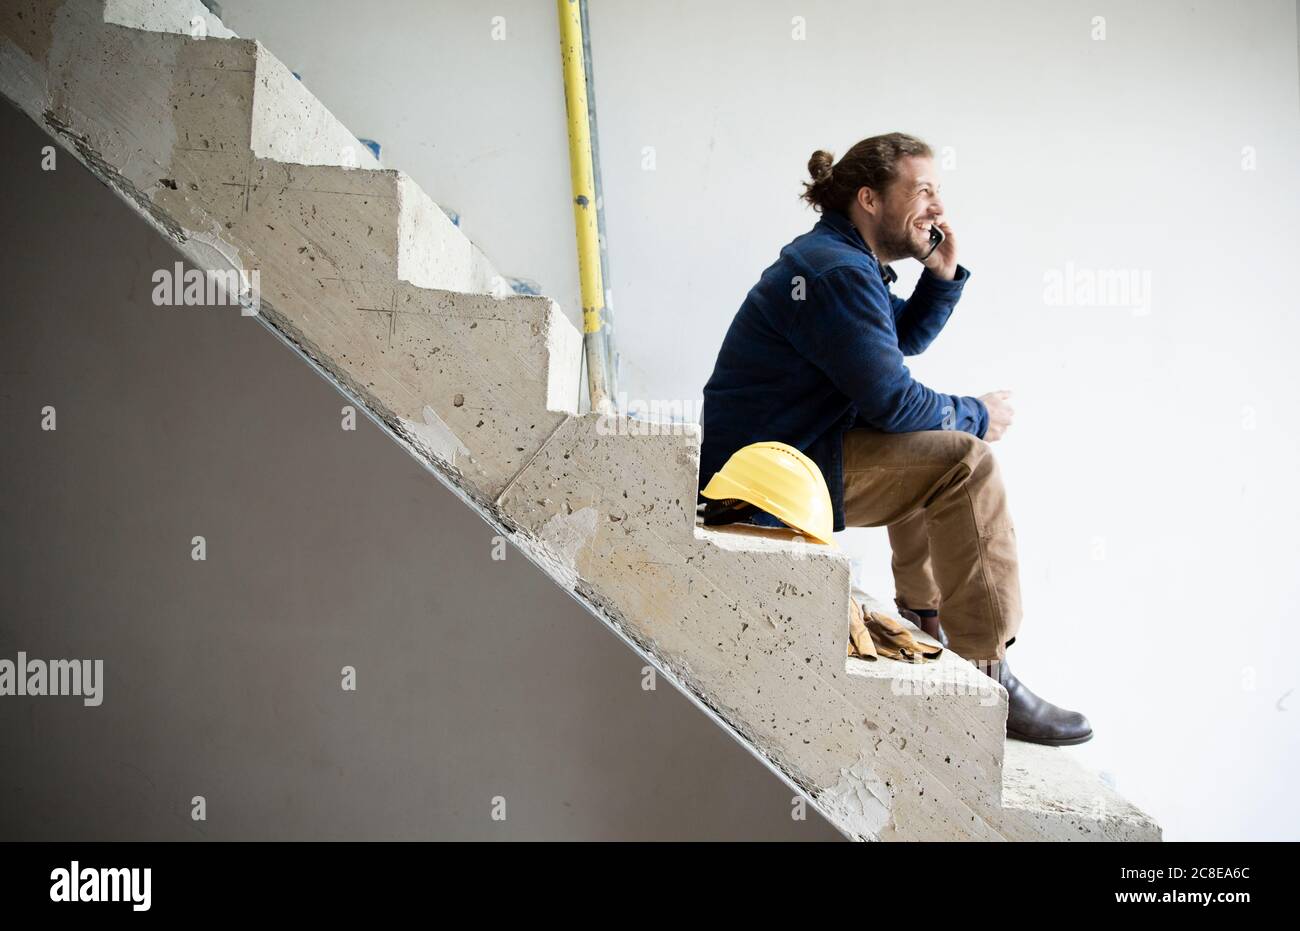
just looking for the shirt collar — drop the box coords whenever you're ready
[818,209,897,286]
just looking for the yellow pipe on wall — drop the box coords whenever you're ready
[556,0,610,411]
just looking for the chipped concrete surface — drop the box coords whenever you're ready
[820,752,894,841]
[405,405,473,470]
[0,0,1161,843]
[534,506,600,591]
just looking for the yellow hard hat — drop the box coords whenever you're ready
[701,441,836,546]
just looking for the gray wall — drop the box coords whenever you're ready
[0,101,838,841]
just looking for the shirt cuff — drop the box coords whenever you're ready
[920,263,970,288]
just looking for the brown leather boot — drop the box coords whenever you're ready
[995,657,1094,746]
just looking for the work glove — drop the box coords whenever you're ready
[847,599,943,663]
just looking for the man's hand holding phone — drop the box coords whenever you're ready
[919,218,957,280]
[978,390,1014,442]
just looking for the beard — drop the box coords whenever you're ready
[873,213,927,264]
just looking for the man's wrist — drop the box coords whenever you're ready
[923,261,957,281]
[922,261,968,284]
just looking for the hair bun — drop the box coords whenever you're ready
[808,150,835,182]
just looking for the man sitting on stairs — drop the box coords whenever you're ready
[697,132,1092,746]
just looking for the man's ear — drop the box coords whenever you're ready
[856,185,880,217]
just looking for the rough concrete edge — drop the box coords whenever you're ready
[1000,742,1163,842]
[999,802,1163,842]
[40,105,187,243]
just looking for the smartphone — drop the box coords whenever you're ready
[922,223,944,260]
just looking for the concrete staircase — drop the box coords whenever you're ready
[0,0,1160,841]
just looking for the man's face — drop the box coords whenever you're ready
[869,155,945,263]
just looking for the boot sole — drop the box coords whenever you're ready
[1007,729,1094,747]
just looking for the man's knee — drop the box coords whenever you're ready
[935,429,989,469]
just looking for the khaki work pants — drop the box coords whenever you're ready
[842,429,1023,662]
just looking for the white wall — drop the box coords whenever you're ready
[216,0,1300,841]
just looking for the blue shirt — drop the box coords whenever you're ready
[699,208,987,532]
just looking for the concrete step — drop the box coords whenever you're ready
[994,741,1162,841]
[2,2,375,181]
[111,0,376,169]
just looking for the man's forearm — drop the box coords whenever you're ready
[894,264,970,355]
